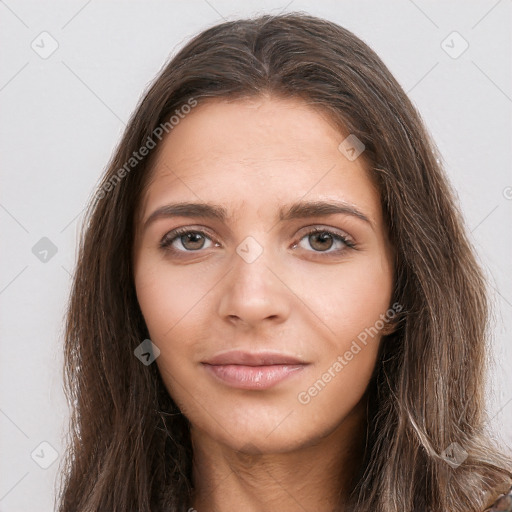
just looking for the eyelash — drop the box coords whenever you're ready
[159,226,357,257]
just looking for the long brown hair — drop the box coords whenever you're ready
[56,12,512,512]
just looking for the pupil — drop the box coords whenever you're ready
[182,233,204,250]
[310,232,333,251]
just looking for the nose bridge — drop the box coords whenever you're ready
[231,236,276,302]
[217,235,290,325]
[234,241,272,295]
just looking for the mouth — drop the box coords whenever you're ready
[201,350,309,390]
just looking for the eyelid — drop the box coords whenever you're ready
[294,224,355,245]
[159,225,219,250]
[159,224,357,256]
[292,226,357,255]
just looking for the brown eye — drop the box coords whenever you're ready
[294,227,355,255]
[180,232,206,250]
[308,231,334,251]
[160,229,216,253]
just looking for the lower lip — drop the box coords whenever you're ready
[202,363,306,390]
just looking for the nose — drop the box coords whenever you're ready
[216,243,291,329]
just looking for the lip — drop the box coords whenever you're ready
[202,350,308,390]
[203,350,306,366]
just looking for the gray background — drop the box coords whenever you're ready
[1,1,511,510]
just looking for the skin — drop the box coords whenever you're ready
[133,95,395,511]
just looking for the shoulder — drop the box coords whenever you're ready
[484,484,512,511]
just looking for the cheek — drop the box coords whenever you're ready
[293,261,392,421]
[134,257,216,343]
[134,257,221,402]
[134,260,210,408]
[294,253,393,353]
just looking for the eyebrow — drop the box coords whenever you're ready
[142,200,373,231]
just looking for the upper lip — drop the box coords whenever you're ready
[203,350,307,366]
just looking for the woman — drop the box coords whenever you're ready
[57,12,512,512]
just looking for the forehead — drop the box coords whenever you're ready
[139,95,381,223]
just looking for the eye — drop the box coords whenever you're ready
[160,228,218,252]
[159,226,356,257]
[293,227,356,254]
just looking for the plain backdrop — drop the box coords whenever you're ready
[1,1,511,510]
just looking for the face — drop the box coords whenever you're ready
[133,96,395,454]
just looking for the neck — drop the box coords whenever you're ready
[189,398,367,512]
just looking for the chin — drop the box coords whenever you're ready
[193,404,347,456]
